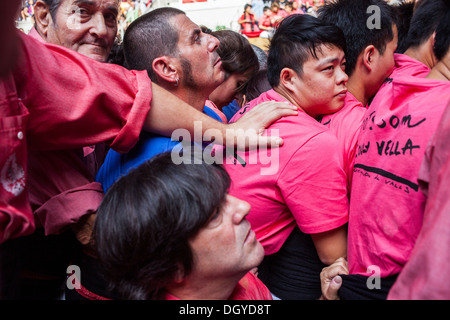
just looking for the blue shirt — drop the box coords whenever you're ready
[96,106,223,192]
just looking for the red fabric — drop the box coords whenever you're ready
[0,31,153,242]
[164,272,273,300]
[239,13,261,37]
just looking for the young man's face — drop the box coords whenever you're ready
[188,194,264,281]
[172,14,225,93]
[290,44,348,118]
[44,0,119,62]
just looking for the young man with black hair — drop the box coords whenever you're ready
[223,13,349,300]
[395,0,448,77]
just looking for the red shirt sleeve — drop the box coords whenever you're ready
[13,31,153,153]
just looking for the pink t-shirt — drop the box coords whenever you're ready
[348,76,450,278]
[390,53,430,79]
[164,272,273,300]
[320,92,366,192]
[222,89,348,255]
[388,102,450,299]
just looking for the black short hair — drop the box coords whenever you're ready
[405,0,448,50]
[123,7,184,82]
[93,152,231,300]
[392,1,415,54]
[433,3,450,61]
[267,14,346,87]
[318,0,395,77]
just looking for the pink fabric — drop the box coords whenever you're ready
[320,92,366,192]
[388,102,450,300]
[223,89,348,255]
[348,76,450,278]
[0,31,152,242]
[165,272,273,300]
[205,100,228,123]
[390,53,430,79]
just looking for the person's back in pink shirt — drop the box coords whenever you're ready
[348,76,450,278]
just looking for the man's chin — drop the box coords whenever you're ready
[79,46,109,62]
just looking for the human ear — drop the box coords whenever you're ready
[279,67,298,92]
[34,0,52,38]
[363,45,376,72]
[152,56,179,86]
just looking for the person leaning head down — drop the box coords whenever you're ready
[92,152,269,300]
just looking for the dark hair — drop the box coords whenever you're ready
[251,44,268,70]
[405,0,448,50]
[392,1,415,54]
[93,152,231,300]
[123,7,184,82]
[212,30,259,91]
[318,0,395,77]
[267,14,346,87]
[244,69,272,103]
[433,3,450,61]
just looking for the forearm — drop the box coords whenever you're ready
[144,82,227,141]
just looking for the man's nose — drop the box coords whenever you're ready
[89,13,108,38]
[207,33,220,52]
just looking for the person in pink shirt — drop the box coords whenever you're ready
[270,1,288,26]
[387,11,450,300]
[321,3,450,300]
[238,4,261,38]
[92,152,272,300]
[390,0,448,79]
[222,14,349,300]
[318,0,398,194]
[258,6,275,35]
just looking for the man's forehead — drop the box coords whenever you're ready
[173,14,200,34]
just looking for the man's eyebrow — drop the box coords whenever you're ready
[317,57,340,66]
[190,28,202,38]
[72,0,119,13]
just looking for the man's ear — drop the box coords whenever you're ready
[172,264,186,284]
[152,56,179,85]
[363,45,376,72]
[34,0,52,38]
[279,67,298,92]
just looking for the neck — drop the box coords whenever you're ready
[161,84,208,112]
[347,75,369,106]
[167,273,243,300]
[273,86,300,109]
[426,55,450,81]
[404,41,436,69]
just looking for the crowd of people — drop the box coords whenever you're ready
[0,0,449,302]
[238,1,326,38]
